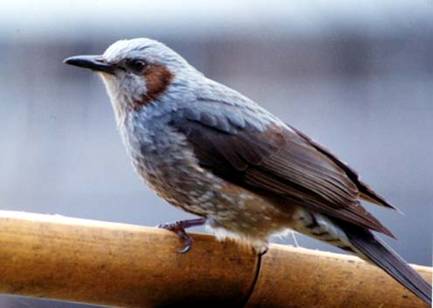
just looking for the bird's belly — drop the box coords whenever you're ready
[132,154,216,216]
[158,168,291,237]
[133,146,292,235]
[205,182,296,239]
[124,125,294,241]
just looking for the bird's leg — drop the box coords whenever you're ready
[158,218,207,254]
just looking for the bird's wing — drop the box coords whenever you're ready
[287,125,396,209]
[170,103,394,237]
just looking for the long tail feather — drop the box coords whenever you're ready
[344,226,432,305]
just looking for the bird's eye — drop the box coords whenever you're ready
[125,59,147,73]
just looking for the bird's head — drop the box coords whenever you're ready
[64,38,194,119]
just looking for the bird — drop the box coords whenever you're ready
[64,38,431,304]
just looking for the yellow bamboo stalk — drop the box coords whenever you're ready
[0,210,430,307]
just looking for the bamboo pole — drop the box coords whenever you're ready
[0,210,430,307]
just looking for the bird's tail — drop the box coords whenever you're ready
[344,226,432,305]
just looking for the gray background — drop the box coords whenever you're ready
[0,0,432,306]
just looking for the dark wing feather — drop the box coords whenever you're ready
[287,125,397,210]
[170,108,394,237]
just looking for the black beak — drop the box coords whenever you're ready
[63,55,115,74]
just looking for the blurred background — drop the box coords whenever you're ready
[0,0,432,306]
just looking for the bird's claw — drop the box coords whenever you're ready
[176,236,192,254]
[158,221,194,254]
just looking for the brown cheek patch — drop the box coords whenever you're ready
[133,64,173,109]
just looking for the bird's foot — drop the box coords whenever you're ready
[158,218,207,254]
